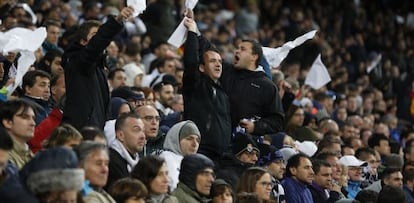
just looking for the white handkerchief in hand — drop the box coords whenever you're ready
[0,27,46,53]
[305,54,331,90]
[167,0,199,48]
[6,51,36,96]
[127,0,146,17]
[366,54,382,73]
[262,30,317,68]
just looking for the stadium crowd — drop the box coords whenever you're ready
[0,0,414,202]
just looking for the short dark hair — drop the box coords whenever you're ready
[403,169,414,184]
[286,153,310,177]
[377,185,405,203]
[37,49,63,74]
[312,159,331,174]
[355,189,378,203]
[115,112,140,131]
[241,39,263,68]
[107,68,125,80]
[80,126,106,142]
[314,151,338,161]
[201,47,221,65]
[368,133,388,148]
[355,147,376,160]
[109,178,148,203]
[0,99,36,127]
[22,70,51,94]
[381,167,401,180]
[130,155,165,193]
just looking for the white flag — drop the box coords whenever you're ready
[0,27,47,96]
[262,30,317,68]
[366,54,382,73]
[127,0,146,17]
[305,54,331,90]
[167,0,198,48]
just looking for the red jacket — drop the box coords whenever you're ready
[29,108,62,153]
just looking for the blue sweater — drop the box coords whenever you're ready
[281,177,314,203]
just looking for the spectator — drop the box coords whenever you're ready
[171,153,215,203]
[43,124,83,149]
[182,17,232,162]
[282,153,314,203]
[368,134,390,162]
[130,155,178,203]
[0,99,35,169]
[339,155,368,199]
[158,120,201,191]
[309,159,343,203]
[376,185,405,203]
[136,105,166,156]
[109,178,148,203]
[74,141,115,203]
[36,49,64,76]
[62,6,134,130]
[80,126,107,145]
[364,167,403,193]
[236,167,274,203]
[107,68,127,92]
[107,113,145,189]
[210,179,233,203]
[354,190,378,203]
[42,20,62,54]
[152,81,175,117]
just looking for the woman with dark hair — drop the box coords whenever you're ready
[109,178,148,203]
[210,179,233,203]
[131,155,178,203]
[284,105,305,136]
[236,167,275,203]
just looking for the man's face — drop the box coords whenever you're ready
[384,171,403,188]
[83,149,109,188]
[51,74,65,102]
[376,140,390,156]
[348,166,364,182]
[365,154,379,175]
[233,41,257,70]
[109,71,126,89]
[266,160,285,180]
[46,25,60,44]
[138,107,160,138]
[50,56,63,75]
[160,60,176,75]
[86,26,99,44]
[117,117,146,154]
[25,76,50,100]
[290,157,314,184]
[195,168,215,196]
[325,156,341,181]
[200,51,222,81]
[237,150,259,165]
[2,107,35,142]
[314,166,332,189]
[179,134,200,155]
[158,84,174,107]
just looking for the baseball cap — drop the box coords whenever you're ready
[339,155,368,167]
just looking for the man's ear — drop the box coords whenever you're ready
[251,54,259,65]
[289,167,297,176]
[199,64,205,73]
[2,119,12,130]
[116,130,125,142]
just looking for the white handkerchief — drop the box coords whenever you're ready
[0,27,46,53]
[167,0,199,48]
[263,30,317,68]
[366,54,382,73]
[127,0,146,17]
[305,54,331,90]
[6,51,36,96]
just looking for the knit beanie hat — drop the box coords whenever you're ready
[256,143,284,166]
[232,132,260,156]
[20,147,84,195]
[179,121,201,141]
[179,153,215,192]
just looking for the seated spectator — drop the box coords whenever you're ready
[74,141,116,203]
[130,155,178,203]
[364,167,403,193]
[19,147,84,203]
[80,126,107,145]
[377,185,405,203]
[158,120,201,191]
[210,179,233,203]
[109,178,148,203]
[43,124,83,149]
[354,190,378,203]
[308,159,343,203]
[339,155,368,199]
[236,167,274,203]
[171,153,215,203]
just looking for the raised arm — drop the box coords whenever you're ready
[182,17,200,92]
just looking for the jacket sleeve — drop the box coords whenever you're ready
[182,31,201,93]
[78,16,124,75]
[253,84,285,135]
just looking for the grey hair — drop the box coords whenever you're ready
[74,141,108,166]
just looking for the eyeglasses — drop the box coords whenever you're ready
[143,116,160,122]
[258,181,274,188]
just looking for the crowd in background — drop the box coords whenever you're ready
[0,0,414,203]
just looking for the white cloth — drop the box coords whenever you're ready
[141,68,160,87]
[155,101,174,116]
[104,119,116,146]
[110,139,139,172]
[305,54,331,89]
[158,150,183,191]
[167,0,199,48]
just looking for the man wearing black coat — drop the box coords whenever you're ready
[62,7,134,130]
[182,17,232,162]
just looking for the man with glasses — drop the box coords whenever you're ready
[282,153,315,203]
[136,105,165,156]
[339,155,368,199]
[257,144,286,203]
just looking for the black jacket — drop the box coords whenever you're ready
[215,153,254,189]
[182,32,232,160]
[62,16,123,130]
[198,36,285,136]
[106,148,129,190]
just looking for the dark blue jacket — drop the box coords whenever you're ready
[281,177,314,203]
